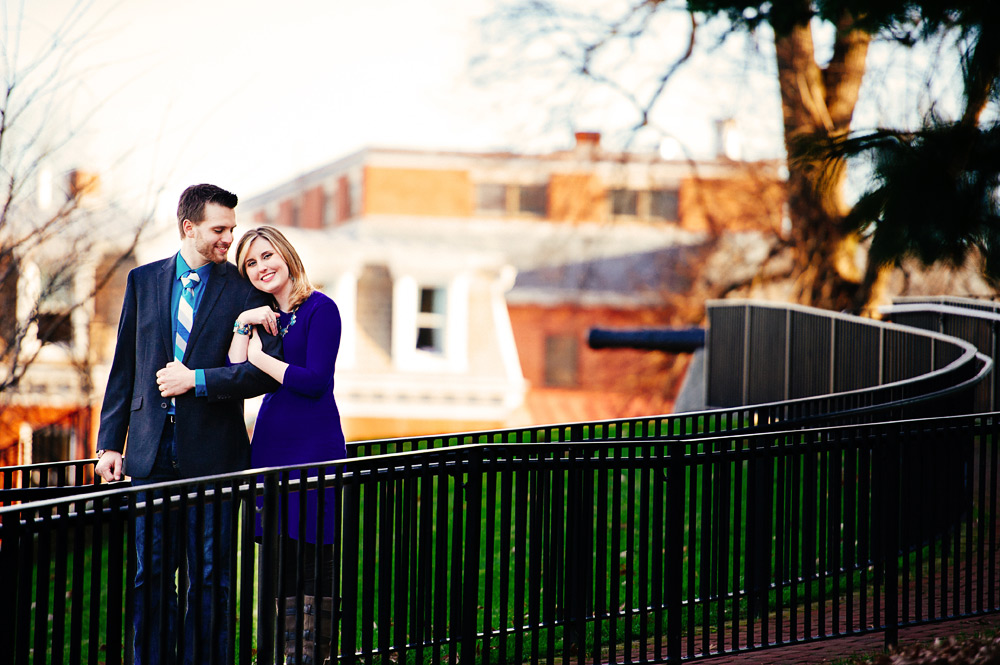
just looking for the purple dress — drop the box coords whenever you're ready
[252,290,346,544]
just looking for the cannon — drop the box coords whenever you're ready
[587,327,705,353]
[587,326,707,412]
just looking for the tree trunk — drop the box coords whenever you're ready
[773,7,870,312]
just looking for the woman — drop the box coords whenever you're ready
[231,225,346,664]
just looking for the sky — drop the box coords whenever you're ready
[13,0,521,219]
[12,0,787,222]
[7,1,961,225]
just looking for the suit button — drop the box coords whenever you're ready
[161,402,168,409]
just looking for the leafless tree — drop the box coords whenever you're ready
[0,0,156,404]
[474,1,985,314]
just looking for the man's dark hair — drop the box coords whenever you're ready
[176,184,239,238]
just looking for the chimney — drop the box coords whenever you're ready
[714,119,742,161]
[574,131,601,158]
[68,169,101,199]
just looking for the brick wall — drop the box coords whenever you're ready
[277,198,297,227]
[301,186,326,229]
[335,176,351,223]
[507,303,684,395]
[679,173,786,234]
[548,173,605,222]
[364,166,473,217]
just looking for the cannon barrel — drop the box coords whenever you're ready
[587,327,706,353]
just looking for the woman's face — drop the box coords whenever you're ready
[242,237,292,302]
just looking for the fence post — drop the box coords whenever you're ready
[0,507,21,663]
[106,492,127,665]
[742,304,751,405]
[14,505,34,665]
[665,441,684,663]
[257,474,278,665]
[462,451,483,664]
[562,443,590,659]
[340,472,360,662]
[882,432,900,649]
[236,483,255,665]
[784,307,792,402]
[746,434,774,622]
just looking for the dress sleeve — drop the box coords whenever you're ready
[282,298,341,398]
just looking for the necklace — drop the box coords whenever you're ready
[278,308,297,337]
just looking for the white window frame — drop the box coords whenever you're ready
[391,273,469,373]
[333,272,358,370]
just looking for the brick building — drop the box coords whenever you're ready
[0,171,135,470]
[0,133,786,467]
[238,132,786,438]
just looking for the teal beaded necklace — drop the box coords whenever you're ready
[278,309,297,337]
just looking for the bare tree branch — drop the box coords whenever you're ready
[0,0,158,403]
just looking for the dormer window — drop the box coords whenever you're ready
[416,286,447,355]
[392,274,469,372]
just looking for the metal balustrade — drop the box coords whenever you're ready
[3,413,998,664]
[882,301,1000,412]
[704,299,985,411]
[1,299,998,664]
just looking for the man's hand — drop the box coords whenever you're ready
[157,361,196,396]
[95,450,123,482]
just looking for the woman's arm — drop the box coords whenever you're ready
[228,305,278,364]
[227,329,251,364]
[247,330,289,383]
[247,297,341,397]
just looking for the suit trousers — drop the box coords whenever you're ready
[131,421,233,665]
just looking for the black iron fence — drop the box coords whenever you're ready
[2,299,999,664]
[882,301,1000,412]
[2,412,998,664]
[705,299,984,412]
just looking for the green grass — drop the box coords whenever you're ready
[23,430,986,664]
[26,495,263,665]
[343,445,878,663]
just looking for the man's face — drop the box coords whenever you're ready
[185,203,236,265]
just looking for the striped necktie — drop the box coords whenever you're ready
[175,270,200,362]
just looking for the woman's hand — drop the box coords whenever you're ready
[238,306,278,336]
[248,329,265,364]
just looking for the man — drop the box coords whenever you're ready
[95,184,281,665]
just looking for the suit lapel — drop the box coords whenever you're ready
[158,256,176,360]
[185,261,227,355]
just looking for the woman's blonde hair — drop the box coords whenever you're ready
[235,226,314,311]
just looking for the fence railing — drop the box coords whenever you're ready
[2,411,997,664]
[3,303,989,510]
[704,299,989,411]
[882,301,1000,412]
[1,299,998,664]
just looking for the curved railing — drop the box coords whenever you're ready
[1,299,998,665]
[2,300,986,505]
[704,299,987,411]
[881,301,1000,412]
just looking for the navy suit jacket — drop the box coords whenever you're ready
[97,254,281,479]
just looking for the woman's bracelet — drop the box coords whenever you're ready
[233,320,252,336]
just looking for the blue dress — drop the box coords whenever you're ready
[252,290,346,544]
